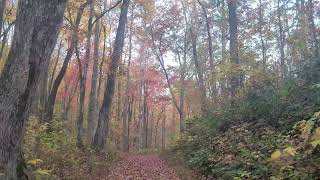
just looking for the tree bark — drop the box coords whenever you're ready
[227,0,240,98]
[87,17,101,143]
[122,6,134,152]
[307,0,319,57]
[0,0,6,38]
[92,0,130,151]
[0,0,66,179]
[161,109,166,150]
[198,0,214,68]
[48,40,62,100]
[277,0,287,79]
[80,0,94,146]
[190,26,207,114]
[259,0,267,70]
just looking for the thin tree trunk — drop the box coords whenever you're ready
[97,26,107,102]
[0,0,66,179]
[198,0,214,68]
[122,6,134,152]
[259,0,267,70]
[62,77,79,121]
[161,109,166,150]
[227,0,240,97]
[46,2,88,123]
[277,0,286,79]
[220,0,228,102]
[198,0,216,100]
[78,0,94,147]
[87,17,101,143]
[307,0,319,57]
[48,40,62,98]
[190,26,207,114]
[92,0,130,151]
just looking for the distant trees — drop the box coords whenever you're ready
[0,0,319,174]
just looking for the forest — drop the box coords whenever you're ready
[0,0,319,179]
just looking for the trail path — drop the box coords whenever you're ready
[107,154,181,180]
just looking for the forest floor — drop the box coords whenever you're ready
[107,154,181,180]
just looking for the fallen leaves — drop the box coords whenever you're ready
[107,154,180,180]
[271,150,281,160]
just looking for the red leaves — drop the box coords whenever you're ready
[108,155,180,180]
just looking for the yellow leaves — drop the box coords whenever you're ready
[314,111,320,117]
[310,127,320,148]
[283,147,297,156]
[294,118,316,140]
[302,119,315,137]
[271,147,297,161]
[27,159,43,165]
[312,127,320,139]
[36,169,52,176]
[271,150,281,160]
[311,140,320,148]
[293,120,306,130]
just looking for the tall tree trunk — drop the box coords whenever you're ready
[198,0,216,103]
[259,0,267,70]
[198,0,214,68]
[92,0,130,151]
[142,83,148,149]
[220,0,228,103]
[78,0,94,147]
[227,0,240,98]
[307,0,319,57]
[97,26,108,102]
[122,6,134,152]
[87,17,101,143]
[190,27,207,114]
[177,1,189,132]
[0,0,66,179]
[46,2,87,123]
[277,0,287,79]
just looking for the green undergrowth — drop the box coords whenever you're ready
[23,116,119,179]
[168,79,320,179]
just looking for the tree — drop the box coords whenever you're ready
[75,0,94,147]
[227,0,240,97]
[122,4,135,152]
[46,2,88,123]
[277,0,286,78]
[0,0,66,178]
[190,24,208,114]
[87,14,101,144]
[92,0,130,151]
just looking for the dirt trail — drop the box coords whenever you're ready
[107,154,181,180]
